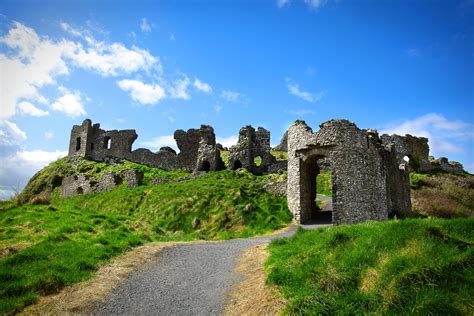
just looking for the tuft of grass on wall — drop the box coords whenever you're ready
[266,218,474,315]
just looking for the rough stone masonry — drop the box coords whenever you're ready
[64,118,464,225]
[286,119,465,225]
[287,120,415,224]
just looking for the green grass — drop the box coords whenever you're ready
[271,150,288,161]
[317,171,332,197]
[266,218,474,315]
[17,157,189,204]
[1,163,292,314]
[410,172,474,218]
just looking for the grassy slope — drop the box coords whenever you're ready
[1,159,292,314]
[266,218,474,315]
[410,172,474,218]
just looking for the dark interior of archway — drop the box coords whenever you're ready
[232,160,242,170]
[301,156,333,225]
[200,161,211,172]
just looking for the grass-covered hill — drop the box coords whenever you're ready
[410,171,474,218]
[0,157,292,314]
[266,218,474,315]
[2,154,472,315]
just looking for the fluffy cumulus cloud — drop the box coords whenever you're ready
[117,79,166,105]
[141,135,177,151]
[380,113,473,156]
[286,78,324,102]
[0,149,67,199]
[0,20,161,120]
[169,76,191,100]
[0,120,27,147]
[18,101,49,117]
[50,90,86,117]
[0,120,66,199]
[193,78,212,93]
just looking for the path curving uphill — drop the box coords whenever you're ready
[93,198,332,316]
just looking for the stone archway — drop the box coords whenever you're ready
[232,160,243,170]
[199,160,211,172]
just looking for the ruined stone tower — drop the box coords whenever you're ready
[287,120,418,225]
[227,125,277,174]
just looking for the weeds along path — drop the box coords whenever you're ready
[92,220,328,316]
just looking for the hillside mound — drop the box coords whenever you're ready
[410,172,474,218]
[266,218,474,314]
[1,158,292,314]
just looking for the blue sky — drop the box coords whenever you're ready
[0,0,473,198]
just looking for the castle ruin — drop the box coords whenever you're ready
[65,118,464,225]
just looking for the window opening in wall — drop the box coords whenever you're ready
[254,156,262,166]
[104,137,111,149]
[232,160,243,170]
[199,161,211,172]
[76,137,81,151]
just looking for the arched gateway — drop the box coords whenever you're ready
[287,120,417,225]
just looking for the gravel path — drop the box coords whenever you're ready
[93,201,332,316]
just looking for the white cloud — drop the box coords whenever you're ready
[69,41,159,77]
[380,113,473,156]
[0,149,67,200]
[141,135,177,151]
[50,91,86,117]
[0,20,161,120]
[140,18,152,33]
[277,0,290,8]
[193,78,212,93]
[286,78,324,102]
[0,22,74,120]
[60,22,82,37]
[217,135,239,148]
[18,101,49,117]
[304,0,328,10]
[169,76,191,100]
[117,79,166,105]
[0,120,27,146]
[44,131,53,139]
[221,90,241,102]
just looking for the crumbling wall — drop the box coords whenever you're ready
[288,119,413,225]
[68,119,221,172]
[195,135,225,172]
[429,157,465,173]
[380,134,430,171]
[96,171,122,192]
[123,169,144,188]
[227,125,277,174]
[61,174,96,197]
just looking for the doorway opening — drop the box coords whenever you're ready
[232,160,243,170]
